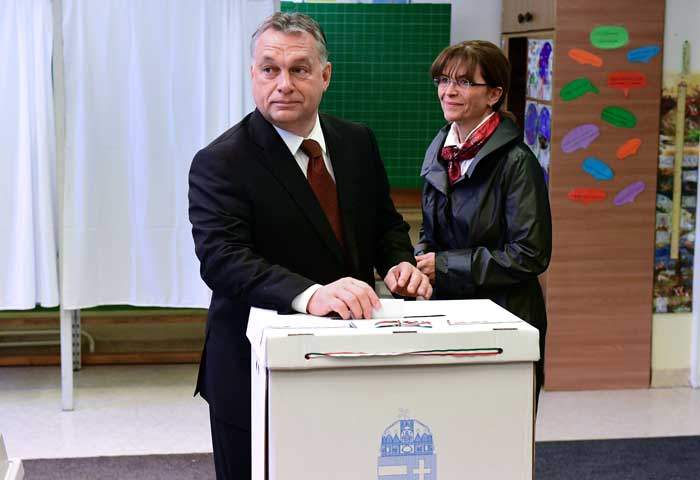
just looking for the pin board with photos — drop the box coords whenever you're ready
[653,39,700,314]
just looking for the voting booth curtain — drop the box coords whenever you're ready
[0,0,274,310]
[59,0,273,309]
[0,0,59,309]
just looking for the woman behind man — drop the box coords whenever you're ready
[415,40,552,397]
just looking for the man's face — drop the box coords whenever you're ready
[251,29,331,136]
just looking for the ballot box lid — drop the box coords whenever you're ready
[246,299,540,370]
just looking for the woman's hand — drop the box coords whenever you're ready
[415,252,436,284]
[384,262,433,300]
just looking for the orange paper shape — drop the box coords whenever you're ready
[608,71,647,97]
[568,48,603,68]
[616,138,642,160]
[568,188,607,204]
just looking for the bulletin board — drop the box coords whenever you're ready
[280,2,451,189]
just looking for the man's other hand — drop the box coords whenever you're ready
[307,277,381,320]
[384,262,433,299]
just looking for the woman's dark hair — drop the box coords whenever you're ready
[430,40,511,115]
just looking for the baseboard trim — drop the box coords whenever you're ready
[651,368,690,387]
[0,352,200,367]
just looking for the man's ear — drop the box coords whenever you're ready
[322,62,332,92]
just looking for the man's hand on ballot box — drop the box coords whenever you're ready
[306,262,432,320]
[307,277,381,320]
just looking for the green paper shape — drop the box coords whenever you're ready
[560,77,600,101]
[590,25,630,50]
[601,106,637,128]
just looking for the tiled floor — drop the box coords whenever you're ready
[1,364,699,460]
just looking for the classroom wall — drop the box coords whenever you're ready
[449,0,502,45]
[413,0,502,45]
[652,313,692,386]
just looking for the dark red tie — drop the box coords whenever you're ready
[300,139,344,247]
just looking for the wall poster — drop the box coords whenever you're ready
[653,73,700,313]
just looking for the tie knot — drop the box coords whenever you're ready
[300,139,323,160]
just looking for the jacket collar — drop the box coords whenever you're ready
[248,109,346,267]
[421,115,521,194]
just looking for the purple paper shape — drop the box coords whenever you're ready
[525,103,538,145]
[538,107,551,142]
[538,42,553,84]
[614,181,645,206]
[562,124,600,153]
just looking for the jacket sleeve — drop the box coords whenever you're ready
[366,126,416,276]
[415,182,437,256]
[188,148,315,312]
[435,147,552,297]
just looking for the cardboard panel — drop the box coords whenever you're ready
[546,0,664,389]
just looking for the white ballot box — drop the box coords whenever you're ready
[0,435,24,480]
[246,299,539,480]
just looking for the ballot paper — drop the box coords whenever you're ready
[370,298,404,318]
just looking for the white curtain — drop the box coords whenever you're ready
[0,0,59,309]
[60,0,274,309]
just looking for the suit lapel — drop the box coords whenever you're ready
[321,115,360,275]
[249,110,345,266]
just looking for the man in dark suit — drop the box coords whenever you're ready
[188,12,431,480]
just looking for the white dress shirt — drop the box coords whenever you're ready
[272,115,333,313]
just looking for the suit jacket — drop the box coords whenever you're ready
[188,109,415,427]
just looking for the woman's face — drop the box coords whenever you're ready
[437,62,502,129]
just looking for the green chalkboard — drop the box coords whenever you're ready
[280,2,451,189]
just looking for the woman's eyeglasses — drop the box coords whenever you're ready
[432,76,490,89]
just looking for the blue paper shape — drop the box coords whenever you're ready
[627,45,660,63]
[582,157,614,181]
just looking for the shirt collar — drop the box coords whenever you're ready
[444,111,497,148]
[273,115,327,157]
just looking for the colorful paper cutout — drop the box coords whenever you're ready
[524,101,552,183]
[539,42,553,83]
[568,48,604,67]
[616,138,642,160]
[561,124,600,153]
[525,103,538,145]
[582,157,614,181]
[608,71,647,97]
[590,25,630,50]
[614,181,645,205]
[568,188,607,204]
[601,106,637,128]
[527,39,554,100]
[538,107,551,144]
[627,45,660,63]
[560,77,599,101]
